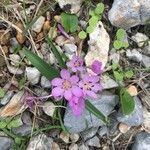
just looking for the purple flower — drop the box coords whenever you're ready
[69,95,85,116]
[79,74,102,98]
[67,55,84,72]
[51,69,83,101]
[91,60,102,75]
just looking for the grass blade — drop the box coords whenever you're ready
[24,48,59,80]
[85,100,108,124]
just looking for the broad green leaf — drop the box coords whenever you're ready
[120,88,135,115]
[125,70,134,79]
[114,71,124,81]
[15,137,22,145]
[113,40,123,49]
[122,41,129,48]
[116,28,126,40]
[95,3,105,15]
[86,25,95,33]
[89,9,95,16]
[85,100,108,124]
[89,16,99,27]
[24,48,59,80]
[78,31,87,39]
[0,87,5,98]
[112,62,119,70]
[46,36,66,68]
[61,12,78,33]
[0,121,7,129]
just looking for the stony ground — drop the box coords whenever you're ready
[0,0,150,150]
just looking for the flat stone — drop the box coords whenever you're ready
[0,136,14,150]
[144,41,150,55]
[64,91,118,133]
[108,0,150,29]
[79,144,89,150]
[98,126,108,137]
[142,55,150,68]
[40,76,51,88]
[22,111,32,125]
[63,43,77,54]
[0,91,14,105]
[85,136,100,148]
[69,144,78,150]
[9,54,21,66]
[117,97,144,126]
[26,67,40,85]
[132,132,150,150]
[26,134,53,150]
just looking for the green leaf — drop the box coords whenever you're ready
[116,28,126,40]
[0,121,7,129]
[0,87,5,98]
[114,71,124,81]
[125,70,134,79]
[46,36,66,68]
[122,41,129,48]
[18,77,26,90]
[112,62,119,70]
[113,40,123,49]
[86,25,95,33]
[120,88,135,115]
[24,48,59,80]
[89,16,99,27]
[61,12,78,33]
[15,137,22,145]
[85,100,108,124]
[78,31,87,39]
[95,3,105,15]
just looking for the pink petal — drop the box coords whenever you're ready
[92,83,102,92]
[70,75,79,84]
[89,75,99,83]
[51,87,64,97]
[60,69,70,79]
[64,90,72,100]
[86,90,97,98]
[51,78,63,86]
[72,86,83,97]
[91,60,102,74]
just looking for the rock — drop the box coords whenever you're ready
[143,108,150,133]
[126,49,142,62]
[10,38,19,47]
[142,55,150,68]
[48,26,57,39]
[12,125,32,136]
[0,30,10,45]
[118,123,130,133]
[132,132,150,150]
[22,111,32,125]
[0,136,14,150]
[43,20,51,32]
[79,144,89,150]
[81,127,98,141]
[98,126,108,137]
[26,67,40,85]
[63,43,77,54]
[69,144,78,150]
[64,91,118,133]
[0,91,14,105]
[109,52,120,64]
[51,142,60,150]
[127,85,138,96]
[9,54,21,66]
[7,65,23,75]
[55,36,66,46]
[57,0,83,14]
[31,16,45,33]
[108,0,150,29]
[70,133,80,143]
[40,76,51,88]
[117,97,144,126]
[85,136,100,148]
[101,75,118,90]
[59,131,70,143]
[132,33,149,47]
[144,41,150,55]
[27,134,53,150]
[85,21,110,70]
[42,101,55,117]
[0,91,27,118]
[139,92,150,109]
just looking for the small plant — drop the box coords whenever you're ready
[78,3,105,39]
[113,28,129,50]
[0,87,5,98]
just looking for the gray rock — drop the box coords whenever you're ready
[144,41,150,55]
[142,55,150,68]
[81,127,98,141]
[69,144,78,150]
[27,134,53,150]
[31,16,45,33]
[7,65,23,75]
[57,0,84,14]
[0,91,14,105]
[85,136,100,148]
[26,67,40,85]
[10,37,19,47]
[126,49,142,62]
[63,43,77,54]
[79,144,89,150]
[101,75,118,90]
[109,52,120,64]
[132,132,150,150]
[22,111,32,125]
[0,136,14,150]
[64,92,119,133]
[117,97,144,126]
[108,0,150,29]
[132,33,149,47]
[12,125,32,136]
[98,126,108,137]
[40,76,51,88]
[55,36,66,46]
[9,54,21,66]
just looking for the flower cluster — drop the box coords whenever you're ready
[51,55,102,116]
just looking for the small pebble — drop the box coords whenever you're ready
[127,85,138,96]
[40,76,51,88]
[69,144,78,150]
[51,142,60,150]
[59,131,70,144]
[118,123,130,133]
[70,133,80,143]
